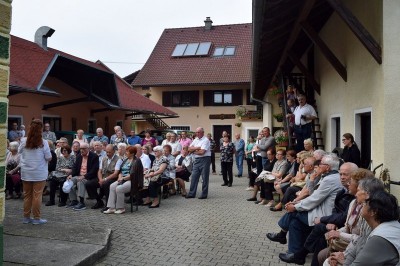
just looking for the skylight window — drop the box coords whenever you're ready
[213,46,236,57]
[171,42,212,57]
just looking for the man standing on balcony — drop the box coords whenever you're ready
[234,133,245,177]
[286,94,317,152]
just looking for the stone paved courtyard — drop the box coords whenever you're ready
[5,163,311,266]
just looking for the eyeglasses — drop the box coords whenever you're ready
[61,149,68,153]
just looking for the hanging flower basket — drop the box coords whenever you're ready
[235,122,242,127]
[273,113,284,122]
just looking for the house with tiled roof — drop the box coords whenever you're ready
[8,33,176,138]
[131,18,264,145]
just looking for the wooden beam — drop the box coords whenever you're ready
[273,0,316,80]
[326,0,382,64]
[287,51,321,95]
[90,108,113,115]
[43,97,89,110]
[301,21,347,81]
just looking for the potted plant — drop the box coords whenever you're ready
[273,113,284,122]
[269,87,283,100]
[275,131,289,146]
[235,107,246,120]
[235,122,242,127]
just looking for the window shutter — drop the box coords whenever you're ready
[232,90,243,105]
[190,91,199,106]
[203,90,213,106]
[162,91,172,107]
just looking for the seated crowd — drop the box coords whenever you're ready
[244,127,400,265]
[6,125,196,215]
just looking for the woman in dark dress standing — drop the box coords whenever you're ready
[220,135,235,187]
[341,133,361,167]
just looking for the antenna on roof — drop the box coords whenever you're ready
[204,17,213,30]
[34,26,55,51]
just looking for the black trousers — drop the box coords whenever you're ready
[98,178,117,202]
[84,179,100,200]
[49,179,68,203]
[221,161,233,185]
[304,223,328,266]
[210,151,216,172]
[263,182,275,200]
[246,158,256,187]
[282,185,302,204]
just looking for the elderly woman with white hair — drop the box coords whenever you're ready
[6,141,21,199]
[303,138,314,152]
[117,142,127,160]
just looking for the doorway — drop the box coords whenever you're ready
[213,125,232,152]
[355,110,371,169]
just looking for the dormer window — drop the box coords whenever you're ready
[213,46,236,57]
[171,42,212,57]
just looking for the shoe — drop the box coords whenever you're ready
[278,252,305,265]
[270,206,283,211]
[227,184,232,187]
[73,203,86,211]
[32,218,47,225]
[247,197,257,201]
[185,195,195,199]
[115,209,125,214]
[103,208,115,214]
[149,204,159,208]
[45,201,55,206]
[235,175,242,178]
[66,200,79,208]
[91,201,105,209]
[254,200,261,204]
[58,202,66,207]
[258,200,267,205]
[221,183,228,186]
[142,202,152,206]
[198,196,207,199]
[6,194,14,200]
[266,232,287,244]
[22,217,33,224]
[266,201,274,207]
[245,187,254,191]
[101,207,109,212]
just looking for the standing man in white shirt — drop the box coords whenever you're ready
[286,94,317,152]
[186,127,211,199]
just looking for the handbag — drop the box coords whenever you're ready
[48,170,68,183]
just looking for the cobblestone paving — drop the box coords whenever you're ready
[5,165,312,266]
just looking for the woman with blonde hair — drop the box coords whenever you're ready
[19,119,52,224]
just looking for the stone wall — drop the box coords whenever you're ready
[0,0,12,261]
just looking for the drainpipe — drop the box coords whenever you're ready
[250,96,273,128]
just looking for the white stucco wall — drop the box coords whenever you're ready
[314,0,384,165]
[382,0,400,196]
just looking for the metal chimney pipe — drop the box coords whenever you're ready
[34,26,55,50]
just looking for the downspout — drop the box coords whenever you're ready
[250,95,273,128]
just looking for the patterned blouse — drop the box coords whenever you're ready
[120,159,132,176]
[220,142,235,162]
[151,155,169,178]
[55,154,76,172]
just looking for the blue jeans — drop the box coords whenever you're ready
[278,211,313,254]
[235,152,244,176]
[188,156,211,198]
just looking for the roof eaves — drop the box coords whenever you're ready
[37,54,59,93]
[132,81,251,88]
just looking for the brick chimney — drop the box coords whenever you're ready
[204,17,213,30]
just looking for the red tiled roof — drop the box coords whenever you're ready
[132,23,252,87]
[9,35,176,116]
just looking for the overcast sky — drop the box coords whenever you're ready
[11,0,252,78]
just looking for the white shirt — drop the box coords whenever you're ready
[140,153,151,169]
[190,136,211,158]
[293,103,317,125]
[168,141,182,156]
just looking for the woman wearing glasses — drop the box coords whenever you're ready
[46,144,75,207]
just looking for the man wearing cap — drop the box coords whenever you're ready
[66,142,100,210]
[42,123,57,143]
[186,127,211,199]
